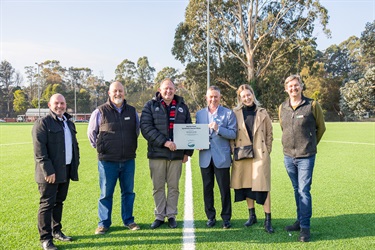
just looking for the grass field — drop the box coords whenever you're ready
[0,122,374,249]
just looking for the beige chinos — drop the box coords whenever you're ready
[149,159,182,220]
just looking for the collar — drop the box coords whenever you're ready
[57,115,67,122]
[207,105,219,114]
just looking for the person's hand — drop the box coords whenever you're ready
[164,141,177,151]
[45,174,56,184]
[208,122,218,131]
[182,155,189,163]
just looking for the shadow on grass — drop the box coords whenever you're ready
[60,223,184,249]
[54,214,375,248]
[192,213,375,244]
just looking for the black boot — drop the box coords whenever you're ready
[285,220,300,231]
[244,208,257,227]
[299,228,310,242]
[264,213,274,233]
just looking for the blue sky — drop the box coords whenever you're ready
[1,0,374,83]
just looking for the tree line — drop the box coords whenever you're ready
[1,1,374,121]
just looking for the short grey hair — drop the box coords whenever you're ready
[206,85,220,95]
[284,75,304,88]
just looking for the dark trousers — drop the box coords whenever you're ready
[200,159,231,221]
[37,179,70,241]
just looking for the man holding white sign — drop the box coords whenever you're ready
[196,86,237,229]
[140,78,193,230]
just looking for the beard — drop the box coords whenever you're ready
[113,97,123,105]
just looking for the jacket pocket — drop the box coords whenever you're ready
[48,128,63,143]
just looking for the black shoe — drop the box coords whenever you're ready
[206,219,216,227]
[264,213,274,234]
[168,218,177,228]
[53,231,72,242]
[222,220,231,229]
[244,215,257,227]
[285,220,300,231]
[299,228,310,242]
[41,239,58,250]
[264,219,275,233]
[151,219,164,229]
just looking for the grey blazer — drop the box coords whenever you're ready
[196,106,237,169]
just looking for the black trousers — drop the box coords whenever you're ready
[200,159,232,221]
[37,179,70,241]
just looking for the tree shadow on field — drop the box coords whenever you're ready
[310,213,375,241]
[53,214,375,248]
[61,224,185,249]
[193,213,375,244]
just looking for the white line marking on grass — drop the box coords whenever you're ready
[0,142,32,146]
[0,139,89,147]
[183,157,195,250]
[322,140,375,146]
[273,138,375,146]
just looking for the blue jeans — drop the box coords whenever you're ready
[284,155,316,229]
[98,160,136,228]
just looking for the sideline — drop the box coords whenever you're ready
[0,142,32,146]
[1,139,374,147]
[0,138,89,147]
[273,138,375,146]
[183,157,195,250]
[320,140,375,146]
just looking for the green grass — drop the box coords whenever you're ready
[0,122,374,249]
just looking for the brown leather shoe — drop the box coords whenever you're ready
[126,222,140,231]
[95,226,109,235]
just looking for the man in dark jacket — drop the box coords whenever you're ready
[32,93,80,250]
[87,81,140,235]
[140,78,193,229]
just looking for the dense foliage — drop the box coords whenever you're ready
[0,4,373,121]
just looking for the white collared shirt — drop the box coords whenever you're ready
[207,106,218,135]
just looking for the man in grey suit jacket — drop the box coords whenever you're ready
[196,86,237,229]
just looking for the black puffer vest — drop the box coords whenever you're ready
[96,100,138,161]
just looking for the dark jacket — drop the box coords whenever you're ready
[32,111,80,183]
[140,92,194,160]
[96,100,138,161]
[279,96,318,158]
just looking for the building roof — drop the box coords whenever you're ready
[25,108,50,116]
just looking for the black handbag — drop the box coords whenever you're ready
[234,145,254,161]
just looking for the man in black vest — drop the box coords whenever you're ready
[88,81,140,235]
[279,75,326,242]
